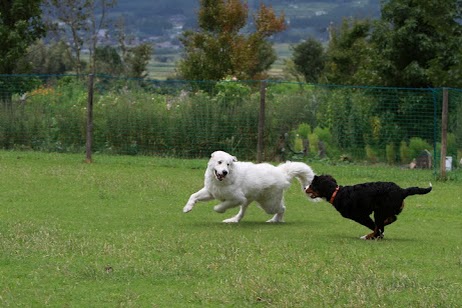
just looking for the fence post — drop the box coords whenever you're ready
[85,74,95,163]
[440,88,448,178]
[257,80,266,163]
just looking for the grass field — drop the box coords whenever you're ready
[149,43,292,80]
[0,151,461,306]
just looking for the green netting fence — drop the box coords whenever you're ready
[0,74,460,171]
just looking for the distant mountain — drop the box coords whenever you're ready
[112,0,381,44]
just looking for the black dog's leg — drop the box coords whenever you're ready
[383,200,404,226]
[349,214,385,240]
[384,215,397,225]
[349,214,376,231]
[373,211,387,239]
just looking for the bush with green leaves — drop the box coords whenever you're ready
[0,76,448,164]
[400,141,410,164]
[386,143,396,165]
[408,137,432,160]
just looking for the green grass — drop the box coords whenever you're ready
[0,151,461,306]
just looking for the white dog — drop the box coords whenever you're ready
[183,150,315,223]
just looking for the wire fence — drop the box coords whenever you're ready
[0,74,460,171]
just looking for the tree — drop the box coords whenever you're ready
[0,0,46,103]
[0,0,46,74]
[115,17,153,79]
[291,37,326,83]
[177,0,286,81]
[322,18,377,86]
[16,40,74,75]
[44,0,90,75]
[44,0,116,75]
[371,0,462,87]
[95,46,124,76]
[124,43,153,79]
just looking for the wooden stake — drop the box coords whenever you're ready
[257,81,266,163]
[85,74,95,163]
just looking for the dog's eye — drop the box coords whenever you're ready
[218,161,222,165]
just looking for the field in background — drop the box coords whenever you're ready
[149,43,292,80]
[149,50,180,80]
[0,151,461,306]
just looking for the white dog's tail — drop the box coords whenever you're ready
[278,161,315,190]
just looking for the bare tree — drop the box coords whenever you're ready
[44,0,116,75]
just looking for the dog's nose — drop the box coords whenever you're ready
[222,170,228,176]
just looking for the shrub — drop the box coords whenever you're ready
[365,145,378,163]
[386,143,396,165]
[400,141,410,163]
[297,123,311,139]
[308,133,319,156]
[409,137,431,160]
[313,127,332,144]
[447,133,457,158]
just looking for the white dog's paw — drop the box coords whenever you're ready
[266,218,284,223]
[222,217,240,223]
[183,204,193,213]
[266,213,284,223]
[213,204,227,213]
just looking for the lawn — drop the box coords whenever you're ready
[0,151,460,307]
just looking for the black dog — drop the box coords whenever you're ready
[305,175,432,240]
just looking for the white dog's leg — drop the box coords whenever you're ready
[213,198,245,213]
[222,205,248,223]
[267,212,284,223]
[183,188,214,213]
[266,204,286,223]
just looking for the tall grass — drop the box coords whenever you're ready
[3,77,458,164]
[0,151,460,306]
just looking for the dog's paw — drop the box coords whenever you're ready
[222,217,240,223]
[183,204,193,213]
[266,218,284,223]
[360,233,384,240]
[266,213,284,223]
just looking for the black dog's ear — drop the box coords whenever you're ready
[324,174,337,185]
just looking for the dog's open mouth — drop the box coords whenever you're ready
[305,187,319,199]
[214,170,226,181]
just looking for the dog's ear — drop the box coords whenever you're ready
[232,156,238,162]
[211,151,223,158]
[324,174,337,184]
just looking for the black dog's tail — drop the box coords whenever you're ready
[403,183,432,198]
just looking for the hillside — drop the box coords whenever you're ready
[113,0,380,42]
[110,0,381,79]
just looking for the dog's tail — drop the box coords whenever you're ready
[403,183,432,198]
[278,161,315,190]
